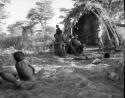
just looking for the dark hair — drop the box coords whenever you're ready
[13,51,25,62]
[56,25,59,28]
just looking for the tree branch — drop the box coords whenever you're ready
[115,23,125,27]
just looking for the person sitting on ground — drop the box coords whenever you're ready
[13,51,36,81]
[71,35,84,54]
[54,25,66,57]
[65,35,77,55]
[0,51,44,88]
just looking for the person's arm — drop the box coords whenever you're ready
[22,60,35,74]
[28,64,35,74]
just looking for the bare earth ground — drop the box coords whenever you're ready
[0,48,124,98]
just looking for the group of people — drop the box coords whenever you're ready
[54,25,85,57]
[0,25,85,88]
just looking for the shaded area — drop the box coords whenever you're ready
[73,11,99,46]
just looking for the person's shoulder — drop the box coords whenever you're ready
[16,59,29,67]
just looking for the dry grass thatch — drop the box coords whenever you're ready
[63,1,122,48]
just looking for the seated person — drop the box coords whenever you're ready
[54,41,66,57]
[0,51,43,87]
[71,35,84,54]
[65,35,77,55]
[13,51,36,81]
[54,25,67,57]
[54,25,62,42]
[66,35,84,55]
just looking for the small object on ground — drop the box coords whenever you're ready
[92,58,101,65]
[104,53,110,58]
[76,78,89,88]
[107,72,119,81]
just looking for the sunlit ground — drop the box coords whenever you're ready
[0,48,124,98]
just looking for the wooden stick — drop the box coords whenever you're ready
[123,43,125,67]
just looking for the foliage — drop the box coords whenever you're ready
[0,27,55,52]
[7,22,22,36]
[72,0,124,21]
[60,8,70,15]
[0,0,10,32]
[44,26,55,35]
[0,33,7,39]
[0,36,23,49]
[7,20,39,39]
[27,0,54,26]
[0,0,10,4]
[62,1,122,49]
[59,8,71,23]
[0,0,10,20]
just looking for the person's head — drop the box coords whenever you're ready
[13,51,25,62]
[56,25,59,29]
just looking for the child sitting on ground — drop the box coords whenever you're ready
[0,51,43,87]
[14,51,36,81]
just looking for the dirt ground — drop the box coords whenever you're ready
[0,48,124,98]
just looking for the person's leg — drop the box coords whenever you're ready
[61,43,67,57]
[34,69,45,80]
[76,46,82,54]
[0,72,21,87]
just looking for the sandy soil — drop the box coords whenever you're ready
[0,49,124,98]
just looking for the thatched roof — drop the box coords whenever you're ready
[63,2,121,48]
[63,1,110,33]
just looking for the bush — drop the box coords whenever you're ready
[0,32,55,53]
[0,36,23,49]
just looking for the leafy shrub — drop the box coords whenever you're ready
[0,36,23,49]
[0,31,54,52]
